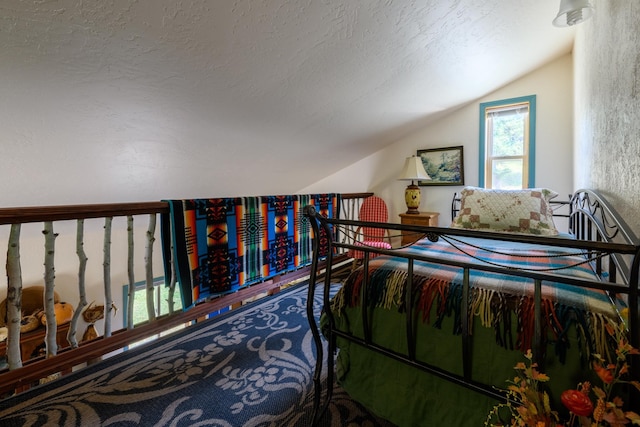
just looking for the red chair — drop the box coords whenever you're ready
[348,196,392,269]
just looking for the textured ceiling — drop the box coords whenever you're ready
[0,0,575,201]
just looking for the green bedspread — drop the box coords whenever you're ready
[322,235,622,426]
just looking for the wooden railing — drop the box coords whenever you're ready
[0,193,372,396]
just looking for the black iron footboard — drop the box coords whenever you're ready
[304,189,640,426]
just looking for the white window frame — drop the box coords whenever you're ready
[479,95,536,189]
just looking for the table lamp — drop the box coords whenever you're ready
[398,155,431,214]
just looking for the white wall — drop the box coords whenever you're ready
[303,54,574,224]
[573,1,640,235]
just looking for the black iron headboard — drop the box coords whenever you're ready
[451,192,461,221]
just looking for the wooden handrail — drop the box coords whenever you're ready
[0,202,169,225]
[0,193,371,225]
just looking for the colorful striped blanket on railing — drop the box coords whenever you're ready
[333,235,623,362]
[163,194,339,308]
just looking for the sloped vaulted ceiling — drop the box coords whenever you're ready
[0,1,574,203]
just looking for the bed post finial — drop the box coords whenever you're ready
[303,205,317,217]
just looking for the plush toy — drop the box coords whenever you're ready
[0,286,61,328]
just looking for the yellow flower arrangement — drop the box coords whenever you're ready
[485,323,640,427]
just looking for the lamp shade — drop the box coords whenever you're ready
[398,156,431,181]
[552,0,594,27]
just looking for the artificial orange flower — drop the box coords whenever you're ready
[531,369,549,381]
[619,363,628,375]
[593,362,614,384]
[514,362,527,370]
[560,389,593,417]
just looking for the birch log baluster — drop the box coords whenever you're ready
[103,217,113,338]
[6,224,23,369]
[145,214,156,321]
[43,221,58,357]
[69,219,89,348]
[127,216,135,329]
[168,245,177,315]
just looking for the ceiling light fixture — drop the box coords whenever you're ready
[553,0,594,27]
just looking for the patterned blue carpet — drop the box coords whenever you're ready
[0,283,395,427]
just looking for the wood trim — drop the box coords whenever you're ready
[0,193,369,225]
[340,192,374,199]
[0,202,169,225]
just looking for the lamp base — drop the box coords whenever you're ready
[404,183,421,214]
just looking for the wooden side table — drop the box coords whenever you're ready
[0,322,70,362]
[399,211,440,245]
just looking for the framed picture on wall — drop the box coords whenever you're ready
[417,146,465,186]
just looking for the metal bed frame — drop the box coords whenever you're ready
[304,189,640,426]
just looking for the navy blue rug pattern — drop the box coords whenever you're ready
[0,284,394,427]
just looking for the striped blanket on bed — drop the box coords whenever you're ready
[334,235,622,359]
[163,194,339,308]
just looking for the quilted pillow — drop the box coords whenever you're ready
[451,187,559,236]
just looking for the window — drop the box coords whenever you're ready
[121,279,231,350]
[122,278,227,327]
[479,95,536,189]
[122,277,183,327]
[122,277,189,349]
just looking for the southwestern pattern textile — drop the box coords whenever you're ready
[333,236,623,362]
[163,194,339,308]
